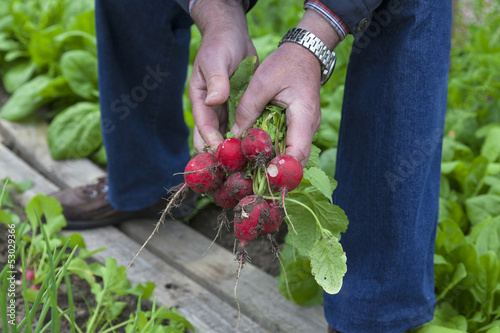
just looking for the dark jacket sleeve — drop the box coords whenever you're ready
[174,0,189,14]
[318,0,384,39]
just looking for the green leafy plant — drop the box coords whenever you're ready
[0,179,194,332]
[0,0,104,163]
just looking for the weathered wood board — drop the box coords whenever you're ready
[121,220,326,333]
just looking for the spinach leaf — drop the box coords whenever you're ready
[60,50,98,100]
[47,102,101,159]
[0,74,52,120]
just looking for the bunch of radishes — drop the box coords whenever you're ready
[180,111,303,318]
[184,123,303,252]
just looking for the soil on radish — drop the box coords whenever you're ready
[188,203,287,276]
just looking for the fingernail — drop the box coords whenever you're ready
[231,124,240,137]
[206,90,219,101]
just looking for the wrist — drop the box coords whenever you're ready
[297,9,341,51]
[191,0,247,36]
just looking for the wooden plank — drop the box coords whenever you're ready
[70,226,267,333]
[0,143,58,205]
[0,119,105,189]
[0,142,267,333]
[120,220,327,333]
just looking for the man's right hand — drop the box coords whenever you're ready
[189,0,257,152]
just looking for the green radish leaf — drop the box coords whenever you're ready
[0,75,52,121]
[278,245,323,305]
[310,231,346,294]
[126,282,155,299]
[0,210,13,225]
[47,102,102,159]
[286,179,348,257]
[2,59,36,93]
[25,194,67,237]
[101,258,127,293]
[303,167,335,202]
[305,144,321,169]
[227,55,257,131]
[60,50,98,100]
[67,257,95,284]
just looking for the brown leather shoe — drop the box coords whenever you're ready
[51,177,197,230]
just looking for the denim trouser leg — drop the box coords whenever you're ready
[95,0,193,210]
[324,0,452,332]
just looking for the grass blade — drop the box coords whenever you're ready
[64,273,76,333]
[21,247,33,333]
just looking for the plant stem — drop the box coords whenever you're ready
[87,286,106,333]
[283,197,325,237]
[257,168,267,195]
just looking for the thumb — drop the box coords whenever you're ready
[202,60,231,107]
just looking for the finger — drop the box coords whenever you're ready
[284,100,321,167]
[231,69,280,138]
[193,126,205,153]
[189,69,225,149]
[199,51,231,106]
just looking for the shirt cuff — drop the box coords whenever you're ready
[304,0,350,41]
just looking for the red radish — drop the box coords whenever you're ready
[226,172,253,201]
[25,270,35,281]
[213,182,239,208]
[184,153,224,193]
[216,138,247,172]
[234,195,269,246]
[266,154,303,192]
[241,128,274,163]
[261,201,284,234]
[30,285,40,291]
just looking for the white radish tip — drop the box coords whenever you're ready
[267,164,279,177]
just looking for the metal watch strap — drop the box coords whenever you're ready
[278,28,336,86]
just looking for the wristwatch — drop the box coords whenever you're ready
[278,28,336,86]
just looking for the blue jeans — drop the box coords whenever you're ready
[325,0,452,332]
[95,0,452,331]
[95,0,192,210]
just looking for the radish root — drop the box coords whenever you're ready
[127,183,188,270]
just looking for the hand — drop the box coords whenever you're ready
[189,0,257,152]
[231,10,341,166]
